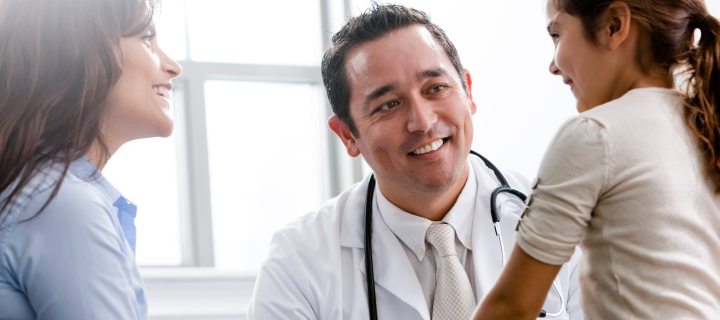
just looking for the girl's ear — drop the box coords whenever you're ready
[598,1,633,50]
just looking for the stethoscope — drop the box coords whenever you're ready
[363,150,565,319]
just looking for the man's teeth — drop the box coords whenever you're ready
[153,86,170,99]
[412,139,444,155]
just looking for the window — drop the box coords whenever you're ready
[204,80,325,273]
[126,0,356,318]
[185,0,323,66]
[103,97,183,267]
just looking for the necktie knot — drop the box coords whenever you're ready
[426,224,457,257]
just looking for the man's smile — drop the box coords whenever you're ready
[410,138,447,155]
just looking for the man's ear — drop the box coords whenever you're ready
[599,1,632,50]
[328,115,361,157]
[465,69,478,115]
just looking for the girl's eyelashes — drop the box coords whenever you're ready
[550,33,559,44]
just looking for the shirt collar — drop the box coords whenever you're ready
[68,156,122,202]
[376,160,477,261]
[69,156,138,253]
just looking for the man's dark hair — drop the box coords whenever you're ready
[321,3,467,137]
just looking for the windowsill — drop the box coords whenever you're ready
[140,267,255,320]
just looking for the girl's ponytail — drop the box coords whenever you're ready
[684,13,720,191]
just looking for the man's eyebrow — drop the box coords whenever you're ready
[365,83,398,105]
[417,68,450,81]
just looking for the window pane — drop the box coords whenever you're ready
[103,115,183,266]
[186,0,322,66]
[205,81,325,274]
[155,0,188,61]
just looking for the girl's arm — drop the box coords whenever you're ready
[473,244,562,320]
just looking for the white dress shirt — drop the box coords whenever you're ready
[376,161,477,314]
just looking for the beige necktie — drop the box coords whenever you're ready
[426,224,477,320]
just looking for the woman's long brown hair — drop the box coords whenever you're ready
[0,0,158,222]
[554,0,720,191]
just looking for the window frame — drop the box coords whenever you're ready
[141,1,361,317]
[152,0,363,269]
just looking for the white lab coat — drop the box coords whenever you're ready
[248,156,583,320]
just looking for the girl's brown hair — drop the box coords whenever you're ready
[0,0,159,221]
[554,0,720,191]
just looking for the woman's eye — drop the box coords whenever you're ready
[380,101,398,110]
[142,33,156,43]
[429,85,445,93]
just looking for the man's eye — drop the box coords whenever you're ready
[430,85,445,93]
[380,101,398,110]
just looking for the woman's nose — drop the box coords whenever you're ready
[549,59,561,76]
[161,49,182,78]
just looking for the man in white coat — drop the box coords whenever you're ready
[248,4,583,320]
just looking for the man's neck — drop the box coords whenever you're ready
[377,163,470,221]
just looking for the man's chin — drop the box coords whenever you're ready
[410,170,463,193]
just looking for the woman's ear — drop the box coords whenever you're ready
[598,1,633,50]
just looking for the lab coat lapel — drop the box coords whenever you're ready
[339,174,430,320]
[470,157,505,302]
[358,205,431,320]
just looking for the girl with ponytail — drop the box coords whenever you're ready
[475,1,720,319]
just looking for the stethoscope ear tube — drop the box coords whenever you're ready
[365,174,378,320]
[490,187,528,224]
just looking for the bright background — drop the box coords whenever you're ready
[98,1,720,318]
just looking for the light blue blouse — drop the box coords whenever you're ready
[0,157,147,319]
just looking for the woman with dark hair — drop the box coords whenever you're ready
[475,0,720,319]
[0,0,181,318]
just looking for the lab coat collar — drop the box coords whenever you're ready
[336,172,431,319]
[339,173,371,249]
[469,155,513,301]
[358,197,431,320]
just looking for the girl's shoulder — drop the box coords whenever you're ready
[580,87,683,124]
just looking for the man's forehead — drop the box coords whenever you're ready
[344,25,454,96]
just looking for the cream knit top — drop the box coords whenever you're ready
[517,88,720,319]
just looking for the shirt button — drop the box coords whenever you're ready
[416,248,423,255]
[465,238,472,247]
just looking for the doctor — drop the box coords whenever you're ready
[248,4,582,320]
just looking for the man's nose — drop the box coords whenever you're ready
[406,96,437,133]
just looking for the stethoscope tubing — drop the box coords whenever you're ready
[363,151,565,319]
[364,174,378,320]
